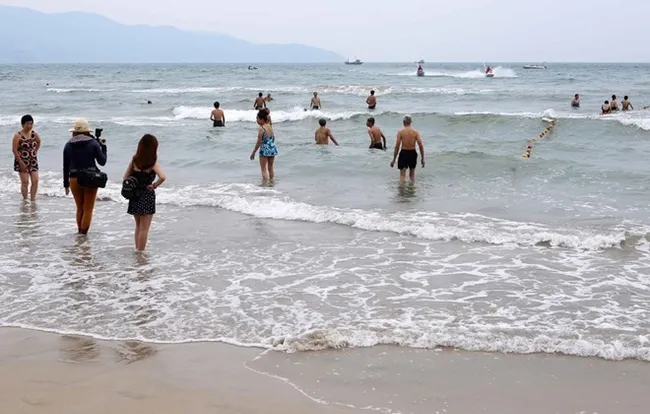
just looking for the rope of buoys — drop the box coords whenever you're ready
[522,119,556,158]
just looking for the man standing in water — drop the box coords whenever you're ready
[366,117,386,150]
[314,119,339,145]
[571,94,580,108]
[210,101,225,127]
[254,93,266,110]
[366,90,377,109]
[390,115,425,183]
[310,92,321,110]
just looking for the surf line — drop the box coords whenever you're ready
[522,118,556,158]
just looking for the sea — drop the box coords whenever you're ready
[0,62,649,361]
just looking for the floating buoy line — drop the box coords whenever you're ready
[522,118,556,158]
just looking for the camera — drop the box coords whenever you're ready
[95,128,106,145]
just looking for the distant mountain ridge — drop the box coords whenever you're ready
[0,5,343,63]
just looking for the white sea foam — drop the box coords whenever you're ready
[396,66,518,79]
[47,88,114,93]
[0,175,640,252]
[172,106,374,123]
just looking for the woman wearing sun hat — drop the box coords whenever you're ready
[62,119,107,234]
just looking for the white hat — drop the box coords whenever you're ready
[69,118,91,133]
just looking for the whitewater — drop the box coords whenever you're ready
[1,62,650,362]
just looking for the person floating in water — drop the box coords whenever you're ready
[210,101,225,127]
[610,95,619,111]
[366,117,386,150]
[366,90,377,110]
[310,92,321,111]
[622,95,634,111]
[265,93,273,103]
[571,94,580,108]
[254,93,266,110]
[390,115,425,184]
[314,119,339,145]
[601,100,611,115]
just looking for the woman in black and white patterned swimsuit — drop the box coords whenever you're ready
[123,134,166,252]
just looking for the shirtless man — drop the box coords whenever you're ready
[366,117,386,150]
[254,93,266,110]
[390,115,425,183]
[314,118,339,145]
[610,95,619,111]
[571,94,580,108]
[310,92,321,110]
[366,90,377,110]
[210,101,225,127]
[265,93,273,103]
[601,100,611,115]
[622,95,634,111]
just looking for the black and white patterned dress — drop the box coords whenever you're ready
[127,170,156,216]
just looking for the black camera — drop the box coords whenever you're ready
[95,128,103,139]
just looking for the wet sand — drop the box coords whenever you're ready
[1,328,649,414]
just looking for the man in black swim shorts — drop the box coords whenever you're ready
[366,117,386,150]
[390,115,425,183]
[310,92,321,110]
[254,92,266,110]
[366,90,377,110]
[210,101,225,127]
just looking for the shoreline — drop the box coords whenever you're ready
[2,327,649,413]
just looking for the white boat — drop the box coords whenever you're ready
[417,59,425,64]
[417,70,425,77]
[485,73,495,78]
[522,64,547,69]
[345,58,363,65]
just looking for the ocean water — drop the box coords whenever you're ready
[1,62,649,361]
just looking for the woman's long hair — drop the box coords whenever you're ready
[133,134,158,170]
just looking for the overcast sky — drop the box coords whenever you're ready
[3,0,649,62]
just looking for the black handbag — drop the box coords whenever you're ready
[121,176,142,200]
[77,170,108,188]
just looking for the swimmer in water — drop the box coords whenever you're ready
[254,93,266,110]
[390,115,425,184]
[314,119,338,145]
[610,95,619,111]
[366,117,386,150]
[310,92,321,111]
[601,100,611,115]
[210,101,225,127]
[571,94,580,108]
[366,90,377,110]
[622,96,634,111]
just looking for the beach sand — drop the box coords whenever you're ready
[1,327,648,414]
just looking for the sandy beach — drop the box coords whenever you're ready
[1,327,648,414]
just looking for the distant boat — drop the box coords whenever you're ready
[416,67,425,77]
[345,58,363,65]
[522,64,547,69]
[417,59,425,64]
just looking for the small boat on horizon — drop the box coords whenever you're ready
[417,59,425,64]
[522,64,547,69]
[345,58,363,65]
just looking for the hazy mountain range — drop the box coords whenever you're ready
[0,5,343,63]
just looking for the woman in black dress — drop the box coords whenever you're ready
[123,134,166,251]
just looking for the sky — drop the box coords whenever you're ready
[3,0,650,62]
